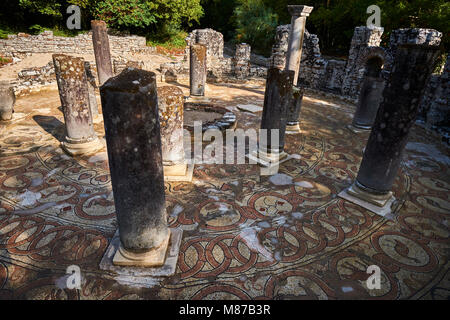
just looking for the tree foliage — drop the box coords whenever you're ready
[232,0,279,55]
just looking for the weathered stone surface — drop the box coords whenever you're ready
[52,54,96,143]
[190,44,207,96]
[260,68,295,152]
[286,86,304,130]
[341,26,384,97]
[285,5,313,86]
[352,76,385,129]
[157,86,185,166]
[356,29,442,193]
[91,20,113,86]
[234,43,251,79]
[84,61,99,117]
[0,30,150,58]
[0,80,15,121]
[100,68,169,253]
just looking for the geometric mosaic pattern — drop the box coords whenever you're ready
[0,81,448,299]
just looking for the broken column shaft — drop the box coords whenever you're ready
[0,81,15,121]
[260,67,295,157]
[53,54,102,155]
[100,68,170,267]
[285,5,313,133]
[190,44,207,97]
[91,20,113,86]
[158,86,193,181]
[340,28,442,215]
[84,61,99,117]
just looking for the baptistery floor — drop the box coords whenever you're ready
[0,80,448,300]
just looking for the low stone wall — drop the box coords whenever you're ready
[0,30,154,58]
[11,56,146,96]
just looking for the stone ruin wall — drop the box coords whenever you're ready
[0,30,152,95]
[0,30,153,58]
[160,28,267,82]
[418,54,449,136]
[0,30,154,95]
[269,24,347,96]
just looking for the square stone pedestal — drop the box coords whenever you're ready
[99,228,183,277]
[247,149,293,175]
[164,163,194,182]
[338,183,396,217]
[185,95,211,103]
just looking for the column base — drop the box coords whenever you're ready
[346,124,371,134]
[113,230,171,267]
[338,182,396,217]
[61,136,104,156]
[247,148,288,166]
[286,122,301,134]
[163,163,194,182]
[99,228,183,278]
[185,95,210,103]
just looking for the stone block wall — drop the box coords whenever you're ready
[0,30,154,58]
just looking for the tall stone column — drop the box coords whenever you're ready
[84,62,99,117]
[100,68,170,267]
[248,68,295,168]
[0,81,15,121]
[285,5,313,85]
[284,5,313,134]
[158,86,193,182]
[190,44,207,97]
[339,29,442,216]
[53,54,103,156]
[91,20,113,86]
[348,76,385,132]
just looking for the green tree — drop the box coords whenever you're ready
[232,0,279,55]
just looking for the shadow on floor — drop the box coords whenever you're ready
[33,115,65,142]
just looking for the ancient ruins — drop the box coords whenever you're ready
[0,3,448,301]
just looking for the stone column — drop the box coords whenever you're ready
[285,5,313,85]
[190,44,207,97]
[234,43,251,79]
[0,81,15,121]
[84,62,99,117]
[339,29,442,216]
[259,68,295,160]
[100,68,170,267]
[284,5,313,134]
[91,20,113,86]
[349,76,385,132]
[53,54,103,156]
[158,86,193,181]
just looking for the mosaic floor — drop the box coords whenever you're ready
[0,80,449,300]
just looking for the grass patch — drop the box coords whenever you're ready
[147,30,187,57]
[0,56,12,67]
